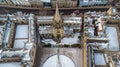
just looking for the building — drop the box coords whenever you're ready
[37,3,82,42]
[0,13,37,67]
[51,0,77,8]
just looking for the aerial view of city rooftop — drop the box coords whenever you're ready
[0,0,120,67]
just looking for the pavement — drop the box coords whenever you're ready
[35,48,83,67]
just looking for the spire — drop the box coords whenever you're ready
[52,2,64,41]
[55,3,60,15]
[54,3,61,21]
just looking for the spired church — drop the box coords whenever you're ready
[37,3,82,42]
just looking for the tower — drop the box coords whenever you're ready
[52,3,64,42]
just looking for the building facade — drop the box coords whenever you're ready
[37,4,82,41]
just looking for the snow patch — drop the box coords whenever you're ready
[106,27,119,51]
[43,55,75,67]
[15,25,28,38]
[14,25,29,48]
[42,39,57,45]
[94,53,106,65]
[14,39,28,48]
[42,33,80,45]
[61,33,79,45]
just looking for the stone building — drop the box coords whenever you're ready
[52,4,64,41]
[0,13,37,67]
[37,3,82,41]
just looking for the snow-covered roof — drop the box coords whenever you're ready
[88,43,108,49]
[42,39,57,45]
[37,16,53,22]
[37,16,82,24]
[0,26,4,45]
[0,18,7,21]
[64,26,73,34]
[39,26,52,34]
[1,49,27,58]
[0,62,22,67]
[22,50,31,61]
[0,50,2,53]
[64,17,82,23]
[87,37,109,41]
[41,0,51,2]
[0,50,2,59]
[22,15,35,62]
